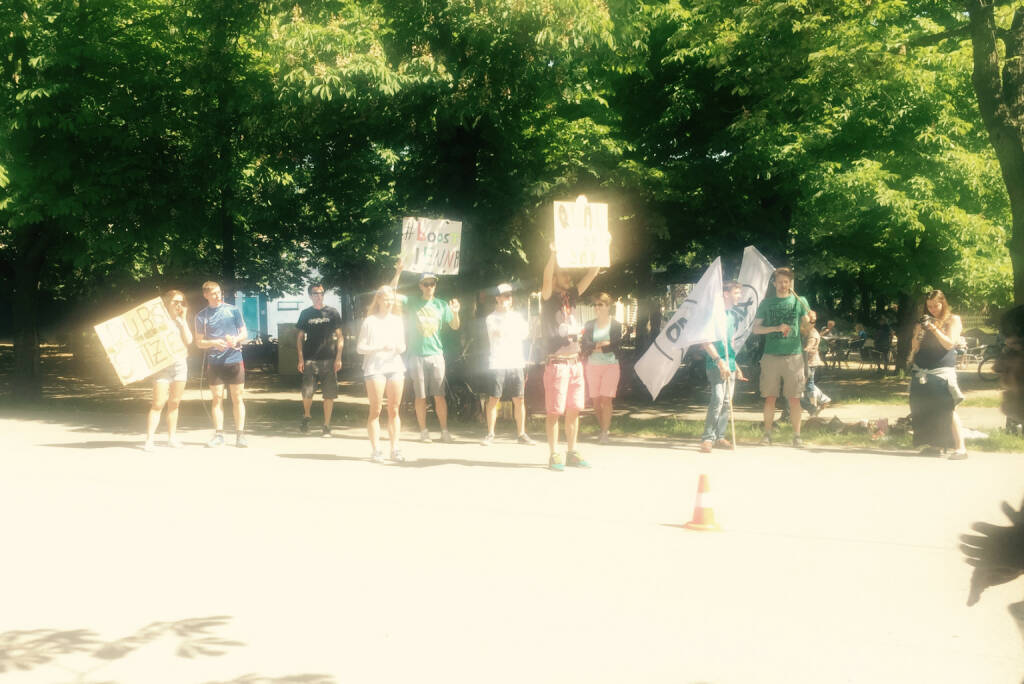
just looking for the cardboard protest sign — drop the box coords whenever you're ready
[554,195,611,268]
[94,298,188,385]
[400,217,462,275]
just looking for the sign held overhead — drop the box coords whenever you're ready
[554,195,610,269]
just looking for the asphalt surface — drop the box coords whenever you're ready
[1,408,1022,683]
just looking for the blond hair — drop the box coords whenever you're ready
[368,286,396,316]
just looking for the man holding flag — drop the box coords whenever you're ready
[633,258,727,401]
[634,246,774,447]
[699,280,747,452]
[752,267,810,447]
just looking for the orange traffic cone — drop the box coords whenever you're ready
[684,473,721,531]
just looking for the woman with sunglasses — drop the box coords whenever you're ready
[143,290,193,451]
[582,292,623,443]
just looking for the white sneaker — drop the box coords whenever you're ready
[391,449,405,462]
[167,438,185,448]
[420,430,432,443]
[440,431,455,443]
[481,433,495,446]
[142,440,155,452]
[371,450,385,463]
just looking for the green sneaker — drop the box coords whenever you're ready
[548,453,565,471]
[566,450,590,468]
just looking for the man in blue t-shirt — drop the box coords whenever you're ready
[699,280,747,452]
[195,280,248,448]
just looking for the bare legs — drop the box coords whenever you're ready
[415,395,449,433]
[386,378,404,451]
[367,376,404,455]
[546,410,580,453]
[209,383,245,433]
[595,396,613,436]
[763,396,803,436]
[302,397,334,426]
[486,396,527,437]
[366,378,384,452]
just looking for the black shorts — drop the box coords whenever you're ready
[207,361,245,386]
[489,368,525,401]
[301,359,339,400]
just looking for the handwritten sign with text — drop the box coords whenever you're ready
[94,298,188,385]
[554,196,610,268]
[400,217,462,275]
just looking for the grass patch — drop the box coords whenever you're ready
[961,395,1003,408]
[969,429,1024,452]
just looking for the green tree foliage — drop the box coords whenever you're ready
[620,1,1011,338]
[1,0,1017,394]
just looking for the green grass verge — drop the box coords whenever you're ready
[521,414,1024,453]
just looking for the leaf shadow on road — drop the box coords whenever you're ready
[0,615,336,684]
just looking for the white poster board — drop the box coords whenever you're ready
[554,195,611,268]
[94,298,187,385]
[400,217,462,275]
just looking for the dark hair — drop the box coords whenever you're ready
[925,289,952,325]
[773,268,794,280]
[307,282,325,295]
[592,292,613,306]
[1001,305,1024,338]
[163,289,185,308]
[723,280,741,291]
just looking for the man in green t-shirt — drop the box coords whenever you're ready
[391,262,461,442]
[752,267,810,447]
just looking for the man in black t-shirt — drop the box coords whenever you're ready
[296,283,344,436]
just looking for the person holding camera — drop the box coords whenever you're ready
[908,290,967,458]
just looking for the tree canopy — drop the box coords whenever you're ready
[1,0,1018,392]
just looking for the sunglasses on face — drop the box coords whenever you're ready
[171,300,185,305]
[421,281,437,287]
[311,291,325,296]
[595,302,608,307]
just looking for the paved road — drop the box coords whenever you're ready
[1,409,1022,683]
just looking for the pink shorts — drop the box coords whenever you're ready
[543,360,585,416]
[585,362,620,399]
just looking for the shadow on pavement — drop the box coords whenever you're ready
[393,457,547,470]
[278,452,367,463]
[40,440,143,450]
[0,615,337,684]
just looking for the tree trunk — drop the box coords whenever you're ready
[894,292,916,372]
[11,223,52,400]
[967,1,1024,304]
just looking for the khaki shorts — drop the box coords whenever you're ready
[760,354,805,399]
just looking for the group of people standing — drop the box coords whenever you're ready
[141,261,979,464]
[350,245,625,470]
[144,281,249,451]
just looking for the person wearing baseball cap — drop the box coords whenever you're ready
[390,259,461,443]
[481,283,534,446]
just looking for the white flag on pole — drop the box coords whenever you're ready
[731,246,775,354]
[634,258,727,400]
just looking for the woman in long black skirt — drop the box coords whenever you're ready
[908,290,967,459]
